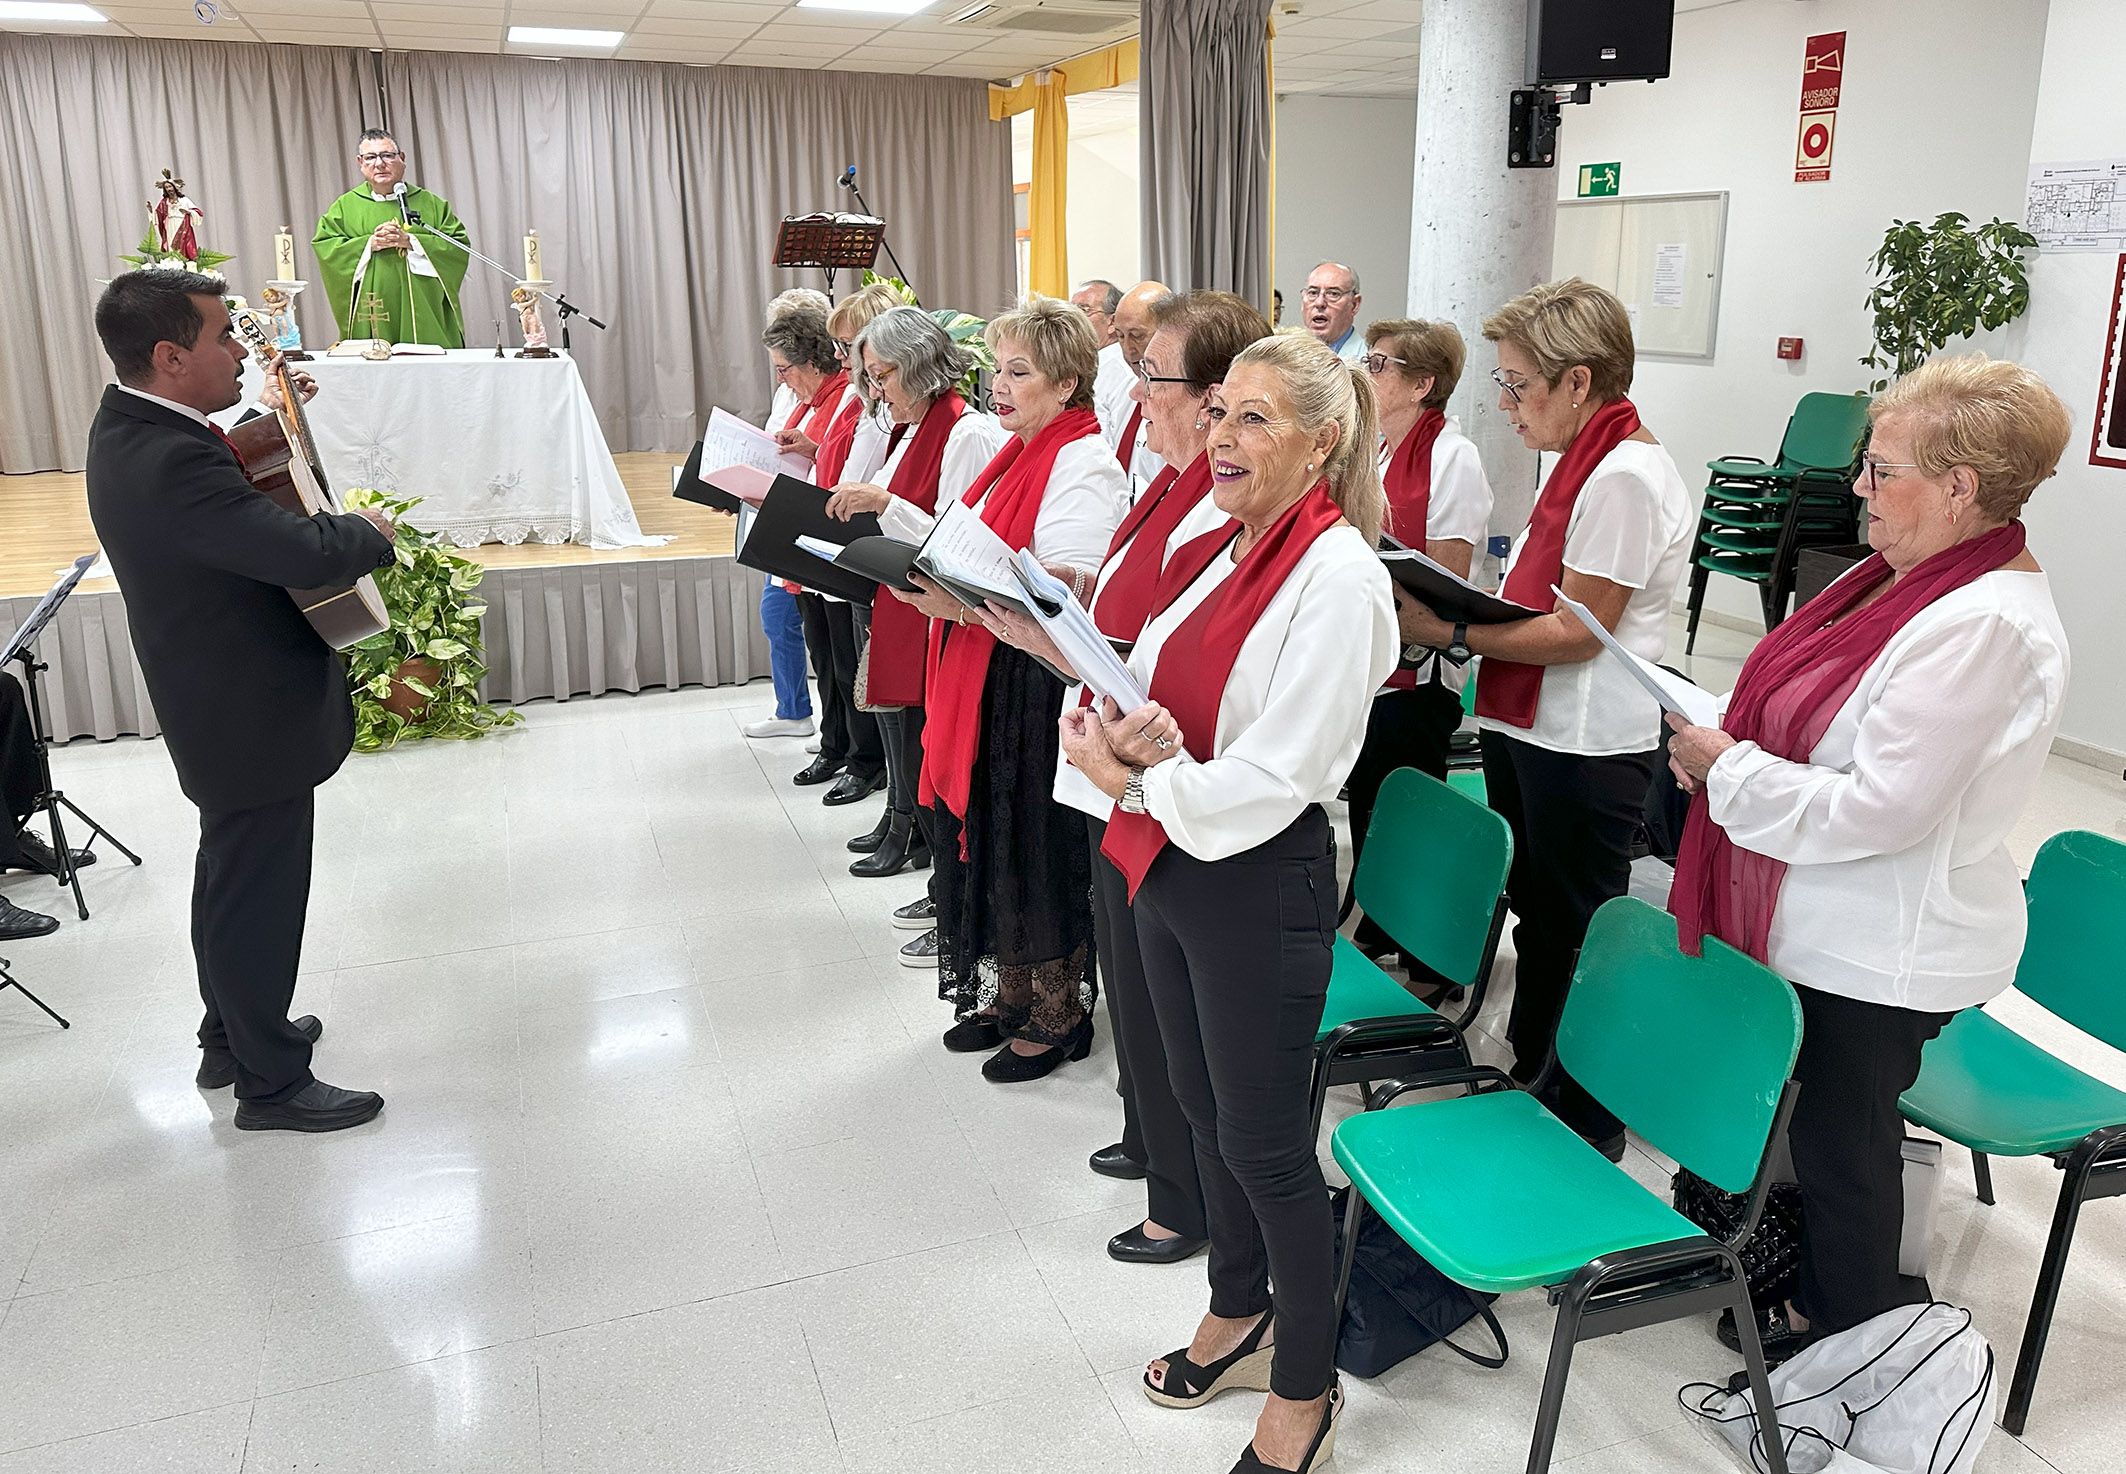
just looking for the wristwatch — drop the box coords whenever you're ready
[1443,621,1474,666]
[1119,765,1149,815]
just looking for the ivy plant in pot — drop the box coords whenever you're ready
[342,488,522,753]
[1862,211,2038,393]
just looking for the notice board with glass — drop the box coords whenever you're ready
[1552,191,1728,361]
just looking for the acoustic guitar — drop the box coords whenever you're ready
[227,311,391,650]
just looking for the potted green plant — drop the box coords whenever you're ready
[860,270,994,398]
[1862,211,2038,392]
[341,488,522,753]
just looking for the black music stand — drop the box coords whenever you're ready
[0,952,65,1029]
[774,213,886,296]
[4,555,143,923]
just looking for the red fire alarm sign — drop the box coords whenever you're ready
[1778,337,1804,360]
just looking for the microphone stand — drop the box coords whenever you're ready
[836,166,917,306]
[402,217,609,354]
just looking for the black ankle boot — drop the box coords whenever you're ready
[850,812,926,877]
[847,810,892,854]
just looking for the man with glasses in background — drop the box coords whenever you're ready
[312,128,471,349]
[1093,280,1170,488]
[1299,260,1364,362]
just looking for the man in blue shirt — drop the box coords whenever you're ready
[1301,261,1364,362]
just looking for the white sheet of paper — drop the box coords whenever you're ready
[1652,243,1688,309]
[698,407,809,485]
[1553,585,1722,728]
[918,499,1026,606]
[1010,550,1152,716]
[794,535,843,563]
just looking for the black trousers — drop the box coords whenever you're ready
[1479,732,1655,1143]
[192,790,318,1102]
[796,593,882,780]
[1136,806,1338,1399]
[1790,986,1954,1335]
[1344,681,1462,952]
[1089,814,1208,1239]
[0,670,37,867]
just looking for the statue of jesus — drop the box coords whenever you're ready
[151,170,204,262]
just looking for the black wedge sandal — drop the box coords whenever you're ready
[1141,1308,1275,1409]
[1229,1381,1342,1473]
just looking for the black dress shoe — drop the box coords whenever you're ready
[982,1021,1093,1082]
[1089,1143,1147,1180]
[847,811,892,854]
[849,815,929,877]
[942,1013,1002,1052]
[233,1078,382,1133]
[792,756,845,787]
[1109,1224,1209,1265]
[198,1015,323,1089]
[0,895,58,940]
[823,769,887,806]
[6,829,94,878]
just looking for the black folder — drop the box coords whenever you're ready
[807,527,1043,621]
[1380,550,1544,624]
[735,475,882,603]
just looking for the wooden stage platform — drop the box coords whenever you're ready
[0,452,734,600]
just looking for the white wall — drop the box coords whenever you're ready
[1552,0,2048,613]
[2004,0,2126,762]
[1273,92,1416,323]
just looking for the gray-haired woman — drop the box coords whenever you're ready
[826,308,1007,910]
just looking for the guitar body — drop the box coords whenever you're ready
[225,410,390,651]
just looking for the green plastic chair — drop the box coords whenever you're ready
[1686,392,1870,653]
[1312,768,1511,1135]
[1332,897,1803,1473]
[1899,829,2126,1436]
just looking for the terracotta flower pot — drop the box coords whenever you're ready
[381,657,443,721]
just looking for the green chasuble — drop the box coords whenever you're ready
[312,186,471,348]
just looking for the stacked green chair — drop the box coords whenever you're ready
[1312,768,1511,1136]
[1332,897,1803,1473]
[1898,829,2126,1435]
[1686,392,1871,654]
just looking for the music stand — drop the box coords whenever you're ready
[774,212,886,296]
[0,953,65,1029]
[3,555,143,922]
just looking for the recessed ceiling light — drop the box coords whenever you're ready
[0,2,109,21]
[796,0,937,14]
[506,26,625,49]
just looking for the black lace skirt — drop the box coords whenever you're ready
[932,644,1095,1045]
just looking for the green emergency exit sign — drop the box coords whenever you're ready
[1578,162,1621,197]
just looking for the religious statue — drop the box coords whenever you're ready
[121,167,231,275]
[511,284,554,359]
[258,284,307,359]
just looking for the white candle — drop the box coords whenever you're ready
[524,229,542,282]
[274,226,296,282]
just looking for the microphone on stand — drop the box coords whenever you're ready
[837,165,857,190]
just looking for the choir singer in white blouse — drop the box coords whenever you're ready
[1667,354,2073,1351]
[1061,333,1396,1474]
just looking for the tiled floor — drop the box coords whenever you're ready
[2,614,2123,1472]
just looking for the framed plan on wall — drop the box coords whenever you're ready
[1553,190,1729,361]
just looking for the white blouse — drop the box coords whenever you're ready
[1706,570,2069,1013]
[1126,524,1399,860]
[1473,438,1693,757]
[879,430,1128,571]
[764,382,799,436]
[841,398,895,486]
[1380,419,1494,691]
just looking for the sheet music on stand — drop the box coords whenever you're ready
[773,213,887,271]
[2,555,96,667]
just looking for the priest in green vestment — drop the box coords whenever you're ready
[312,129,470,348]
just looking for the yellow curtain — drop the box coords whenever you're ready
[1028,71,1070,298]
[988,39,1138,120]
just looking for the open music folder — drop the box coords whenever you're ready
[732,475,882,603]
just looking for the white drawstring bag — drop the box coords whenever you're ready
[1682,1303,1997,1474]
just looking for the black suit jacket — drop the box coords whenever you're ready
[84,386,394,815]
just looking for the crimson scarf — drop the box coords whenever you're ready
[1382,407,1446,547]
[796,371,848,445]
[918,406,1105,823]
[1100,485,1346,898]
[1114,402,1145,470]
[812,391,865,486]
[1092,451,1217,643]
[1669,520,2029,961]
[1475,397,1643,728]
[864,391,967,708]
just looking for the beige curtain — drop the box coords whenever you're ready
[0,35,1014,473]
[0,35,374,473]
[1140,0,1275,303]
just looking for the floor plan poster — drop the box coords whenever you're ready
[2026,159,2126,253]
[2093,254,2126,471]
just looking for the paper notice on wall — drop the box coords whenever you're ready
[2025,159,2126,254]
[1652,244,1688,309]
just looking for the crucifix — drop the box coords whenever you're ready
[352,290,393,360]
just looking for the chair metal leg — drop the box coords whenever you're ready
[1973,1151,1995,1207]
[1726,1279,1791,1474]
[1685,558,1711,656]
[1332,1186,1366,1331]
[1525,1301,1582,1474]
[2003,1158,2091,1434]
[1308,1044,1331,1141]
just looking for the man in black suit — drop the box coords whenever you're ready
[87,268,397,1133]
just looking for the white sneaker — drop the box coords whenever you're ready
[898,928,940,969]
[743,716,816,740]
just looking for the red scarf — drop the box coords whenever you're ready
[1114,402,1145,469]
[813,392,865,485]
[1475,397,1642,728]
[1382,407,1446,546]
[797,371,848,444]
[919,407,1105,824]
[1092,451,1217,643]
[1670,520,2029,962]
[1100,485,1346,898]
[865,392,966,708]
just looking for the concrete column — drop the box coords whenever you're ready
[1407,0,1559,534]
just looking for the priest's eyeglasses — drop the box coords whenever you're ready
[359,150,404,164]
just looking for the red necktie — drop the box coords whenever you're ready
[209,423,248,474]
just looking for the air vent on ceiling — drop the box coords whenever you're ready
[948,1,1135,36]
